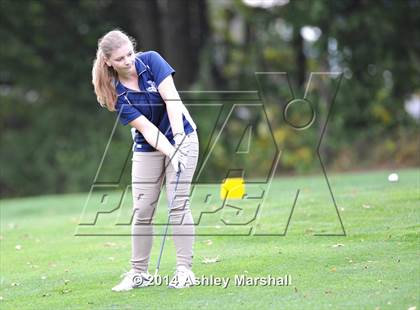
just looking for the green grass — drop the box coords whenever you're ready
[1,168,419,309]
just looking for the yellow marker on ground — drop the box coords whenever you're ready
[220,177,245,199]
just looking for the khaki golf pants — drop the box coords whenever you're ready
[130,131,199,273]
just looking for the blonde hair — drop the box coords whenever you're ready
[91,29,137,111]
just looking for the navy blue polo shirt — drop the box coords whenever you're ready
[114,51,195,152]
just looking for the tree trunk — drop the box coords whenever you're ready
[126,0,162,52]
[161,0,194,89]
[189,0,209,74]
[293,29,306,87]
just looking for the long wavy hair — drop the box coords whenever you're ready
[91,29,137,111]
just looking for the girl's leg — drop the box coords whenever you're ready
[131,151,165,273]
[164,131,199,270]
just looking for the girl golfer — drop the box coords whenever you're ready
[92,29,198,290]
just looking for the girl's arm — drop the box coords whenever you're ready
[129,115,175,156]
[158,75,187,137]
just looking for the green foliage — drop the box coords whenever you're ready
[194,0,419,175]
[0,0,131,197]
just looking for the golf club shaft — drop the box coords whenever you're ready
[155,168,181,276]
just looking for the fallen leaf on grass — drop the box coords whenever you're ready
[22,233,32,240]
[201,256,220,264]
[331,267,337,272]
[104,242,117,247]
[305,228,314,235]
[60,288,71,294]
[332,244,344,248]
[27,262,39,269]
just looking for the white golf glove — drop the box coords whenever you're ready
[170,132,190,174]
[173,132,188,150]
[170,149,187,174]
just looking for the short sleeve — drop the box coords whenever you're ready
[115,97,142,126]
[146,51,176,88]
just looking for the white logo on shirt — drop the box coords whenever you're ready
[146,80,157,92]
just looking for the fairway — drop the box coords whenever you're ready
[1,169,419,309]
